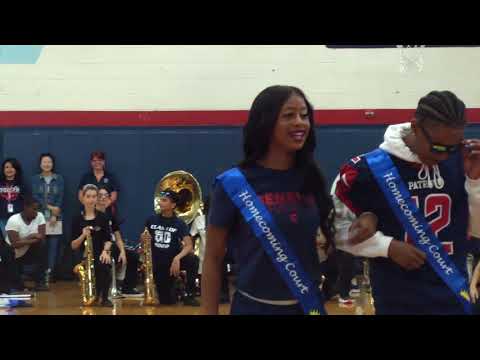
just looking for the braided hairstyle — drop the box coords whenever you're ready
[415,90,467,127]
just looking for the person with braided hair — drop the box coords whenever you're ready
[332,90,480,315]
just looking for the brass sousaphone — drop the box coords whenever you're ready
[154,170,203,225]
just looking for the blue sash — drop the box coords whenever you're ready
[216,167,326,315]
[365,149,472,314]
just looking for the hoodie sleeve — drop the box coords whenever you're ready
[466,177,480,238]
[332,160,393,258]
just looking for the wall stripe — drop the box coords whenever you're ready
[0,109,479,127]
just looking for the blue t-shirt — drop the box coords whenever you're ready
[336,151,469,311]
[209,165,322,301]
[145,214,189,265]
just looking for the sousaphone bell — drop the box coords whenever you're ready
[154,170,203,225]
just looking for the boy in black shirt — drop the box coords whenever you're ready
[141,189,199,306]
[96,186,141,296]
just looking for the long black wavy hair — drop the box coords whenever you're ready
[240,85,335,249]
[1,158,24,184]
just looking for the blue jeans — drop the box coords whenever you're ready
[47,235,61,272]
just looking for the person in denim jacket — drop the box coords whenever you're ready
[31,153,64,282]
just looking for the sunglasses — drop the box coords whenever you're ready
[158,191,178,201]
[418,123,461,154]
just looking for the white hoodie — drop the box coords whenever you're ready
[333,123,480,257]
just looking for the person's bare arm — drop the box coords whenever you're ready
[170,236,193,277]
[37,224,46,241]
[177,236,193,261]
[47,205,62,216]
[471,260,480,303]
[110,191,118,205]
[71,227,91,250]
[113,231,127,264]
[7,230,39,248]
[201,225,228,315]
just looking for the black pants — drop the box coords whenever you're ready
[122,249,139,291]
[111,243,140,291]
[182,254,199,295]
[0,240,19,293]
[94,258,111,302]
[319,254,339,300]
[335,250,356,298]
[12,240,48,289]
[55,238,76,281]
[73,249,111,301]
[153,254,199,304]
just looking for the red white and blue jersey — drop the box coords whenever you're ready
[336,150,470,312]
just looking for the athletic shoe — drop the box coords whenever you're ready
[122,288,144,297]
[9,289,35,297]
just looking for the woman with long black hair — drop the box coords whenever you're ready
[201,85,375,315]
[0,158,29,238]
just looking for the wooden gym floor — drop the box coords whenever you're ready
[1,281,375,315]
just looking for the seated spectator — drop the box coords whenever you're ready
[96,186,130,293]
[95,187,141,296]
[4,196,48,292]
